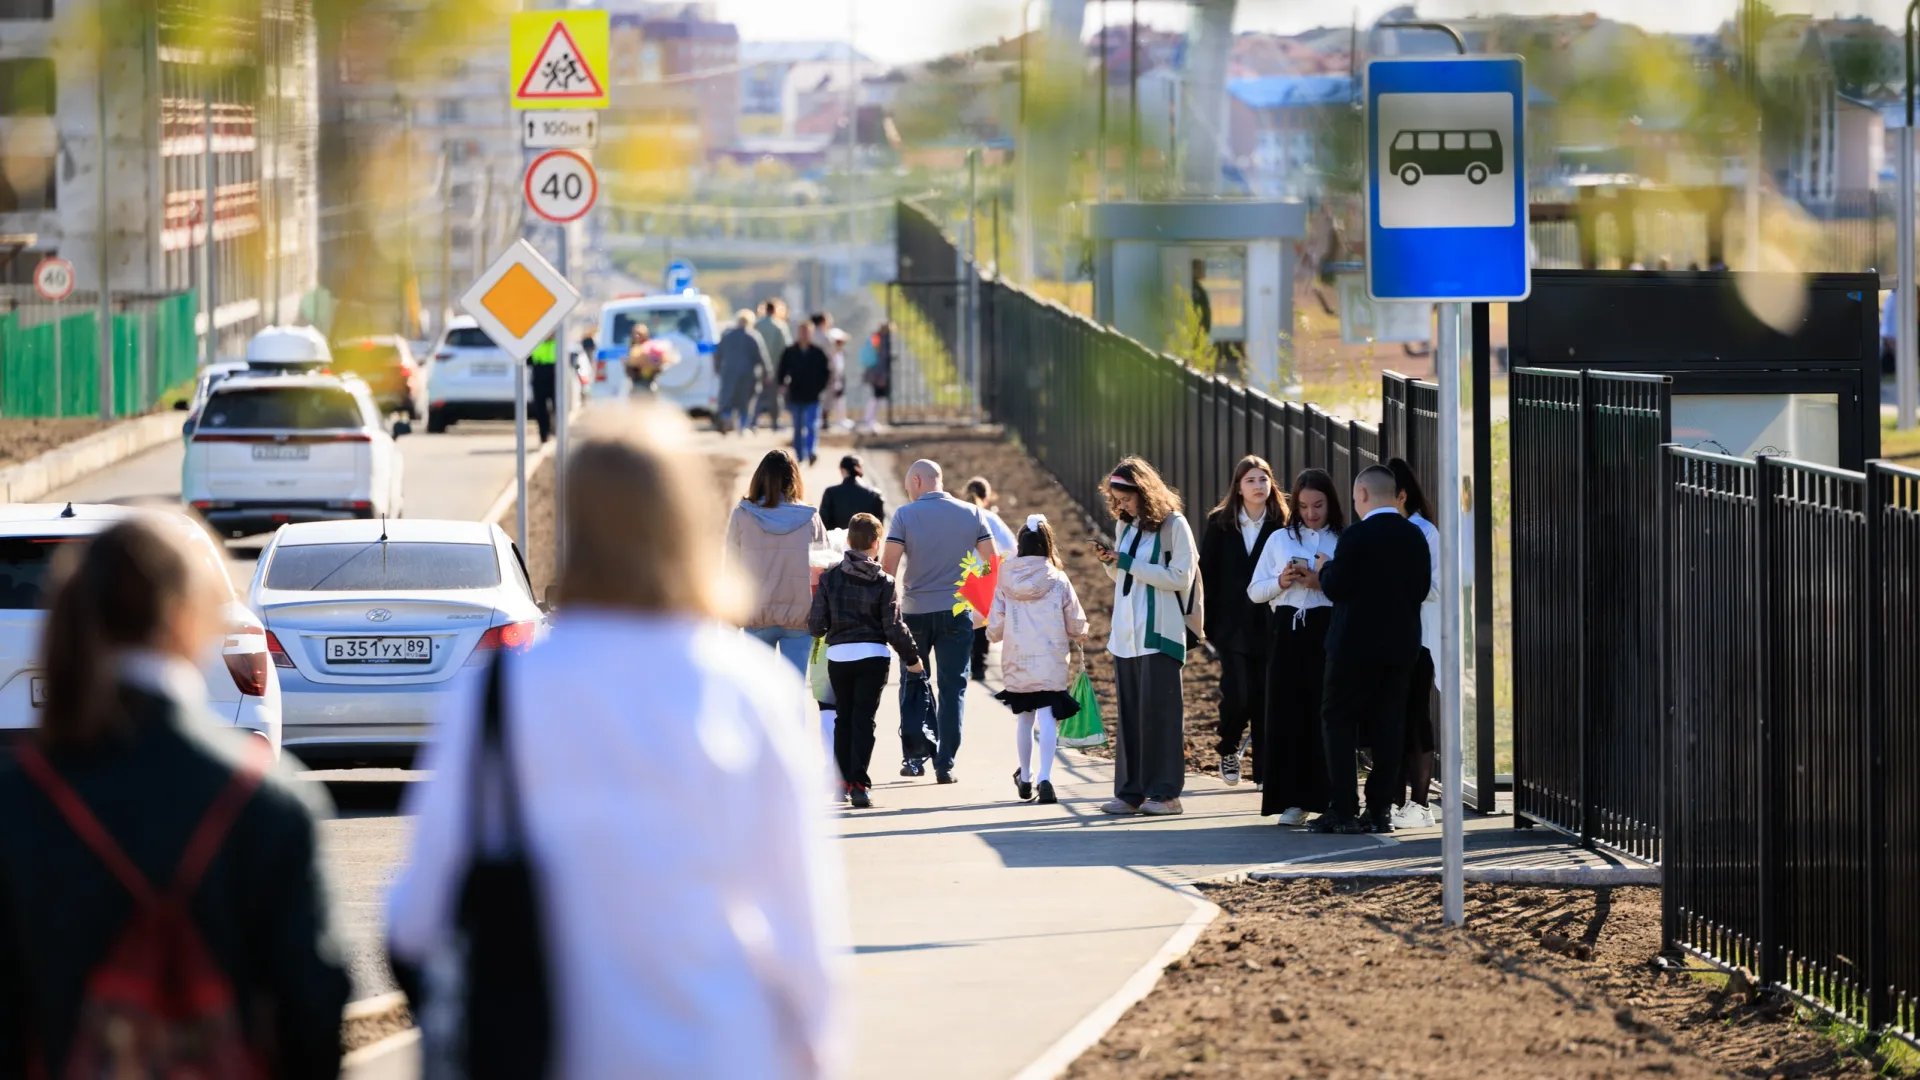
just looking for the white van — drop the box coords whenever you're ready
[593,293,720,415]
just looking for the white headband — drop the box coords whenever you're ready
[1025,514,1047,532]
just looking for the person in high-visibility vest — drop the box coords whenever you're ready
[529,337,557,443]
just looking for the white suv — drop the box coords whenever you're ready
[426,316,524,433]
[182,372,406,538]
[593,294,719,415]
[0,504,281,754]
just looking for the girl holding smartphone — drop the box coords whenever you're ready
[1246,468,1346,826]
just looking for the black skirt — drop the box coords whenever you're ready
[1261,605,1332,817]
[1403,647,1438,756]
[995,688,1081,720]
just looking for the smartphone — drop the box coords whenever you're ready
[1287,555,1311,572]
[1091,537,1115,555]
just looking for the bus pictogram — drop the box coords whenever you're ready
[1388,129,1503,186]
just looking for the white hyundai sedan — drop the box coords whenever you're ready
[246,518,543,768]
[0,504,281,753]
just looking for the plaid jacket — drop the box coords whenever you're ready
[806,552,921,666]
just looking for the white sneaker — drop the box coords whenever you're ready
[1139,798,1184,816]
[1390,802,1431,831]
[1276,807,1309,826]
[1100,798,1140,815]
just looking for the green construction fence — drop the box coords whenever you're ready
[0,291,200,418]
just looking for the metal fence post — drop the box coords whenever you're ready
[1756,454,1782,988]
[1577,369,1596,850]
[1472,302,1497,813]
[1865,460,1889,1033]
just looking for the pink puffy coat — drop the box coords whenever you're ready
[986,555,1089,693]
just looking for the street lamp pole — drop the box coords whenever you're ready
[1900,0,1919,431]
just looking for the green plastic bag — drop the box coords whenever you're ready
[808,637,831,702]
[1059,669,1106,748]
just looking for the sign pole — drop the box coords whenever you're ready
[1436,300,1465,927]
[1901,124,1917,431]
[51,300,62,417]
[553,221,569,566]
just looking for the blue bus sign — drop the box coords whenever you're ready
[665,259,696,292]
[1366,56,1529,303]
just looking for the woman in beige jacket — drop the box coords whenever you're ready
[726,449,827,672]
[986,515,1088,805]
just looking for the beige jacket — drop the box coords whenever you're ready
[725,499,827,630]
[986,556,1089,693]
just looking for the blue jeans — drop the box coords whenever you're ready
[747,626,812,674]
[902,609,974,773]
[789,402,821,462]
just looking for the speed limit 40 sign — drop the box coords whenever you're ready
[33,257,74,302]
[524,149,597,223]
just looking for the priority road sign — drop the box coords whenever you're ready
[522,111,598,149]
[523,150,597,224]
[1366,56,1529,303]
[33,257,74,302]
[511,11,608,111]
[460,240,580,362]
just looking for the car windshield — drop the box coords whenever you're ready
[444,327,496,349]
[201,387,363,430]
[0,536,85,609]
[266,542,501,591]
[610,307,705,345]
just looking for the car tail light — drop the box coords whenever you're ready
[265,631,295,669]
[324,500,373,510]
[467,620,536,664]
[225,650,271,696]
[595,360,608,382]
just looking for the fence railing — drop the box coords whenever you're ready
[0,288,199,417]
[1662,450,1919,1043]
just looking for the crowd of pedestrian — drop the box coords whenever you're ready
[711,298,896,452]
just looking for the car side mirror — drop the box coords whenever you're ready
[172,399,189,411]
[391,420,412,438]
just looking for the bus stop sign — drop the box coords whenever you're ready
[1366,56,1529,303]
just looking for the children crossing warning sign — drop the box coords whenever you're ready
[511,11,609,110]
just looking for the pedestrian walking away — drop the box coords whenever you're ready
[726,449,829,673]
[1311,465,1431,835]
[391,407,848,1080]
[883,459,996,781]
[819,454,886,532]
[961,476,1018,684]
[755,299,792,431]
[809,513,924,808]
[0,515,350,1080]
[858,322,893,432]
[715,309,770,435]
[778,321,833,467]
[1387,458,1442,832]
[824,326,850,430]
[1198,455,1285,787]
[1248,468,1344,825]
[1094,458,1198,817]
[987,515,1089,806]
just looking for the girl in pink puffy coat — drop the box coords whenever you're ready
[986,515,1089,805]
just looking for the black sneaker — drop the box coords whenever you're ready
[901,760,926,777]
[936,770,958,785]
[849,786,871,809]
[1220,751,1242,786]
[1012,768,1032,801]
[1364,813,1396,834]
[1308,811,1366,835]
[1035,780,1058,804]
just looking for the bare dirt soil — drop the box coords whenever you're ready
[862,433,1229,777]
[0,417,117,469]
[1067,880,1905,1080]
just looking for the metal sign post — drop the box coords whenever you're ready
[459,239,581,559]
[34,258,73,416]
[1900,123,1918,432]
[1367,53,1529,927]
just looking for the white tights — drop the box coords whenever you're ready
[1016,707,1058,784]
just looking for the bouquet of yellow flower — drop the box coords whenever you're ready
[627,339,680,386]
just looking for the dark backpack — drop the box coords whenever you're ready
[17,739,268,1080]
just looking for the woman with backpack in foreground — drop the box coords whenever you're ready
[0,515,349,1080]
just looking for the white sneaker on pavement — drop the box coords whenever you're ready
[1100,798,1140,815]
[1276,807,1309,826]
[1139,798,1184,816]
[1389,802,1430,831]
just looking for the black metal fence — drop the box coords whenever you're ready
[1661,451,1920,1041]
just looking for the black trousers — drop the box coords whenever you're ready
[1320,652,1414,821]
[1262,606,1330,816]
[530,362,556,442]
[1215,645,1268,780]
[970,626,989,681]
[1113,652,1185,805]
[828,656,890,790]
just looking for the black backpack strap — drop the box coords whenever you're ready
[469,653,526,853]
[1119,525,1147,597]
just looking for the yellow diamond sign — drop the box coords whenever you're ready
[459,239,579,361]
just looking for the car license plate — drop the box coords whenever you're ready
[252,444,310,461]
[472,362,508,376]
[326,636,432,663]
[30,677,45,707]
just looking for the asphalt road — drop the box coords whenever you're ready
[46,422,530,999]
